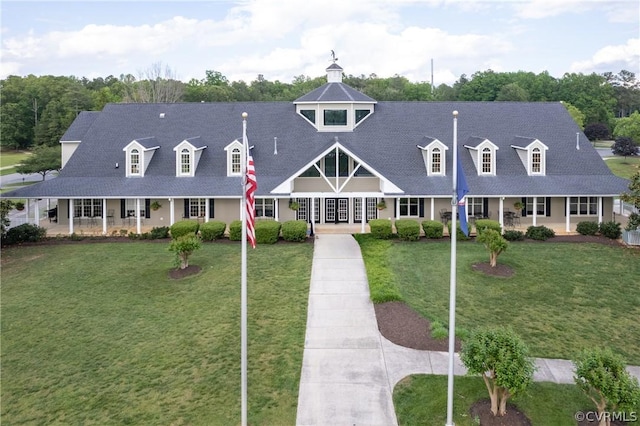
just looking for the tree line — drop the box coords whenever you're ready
[1,64,639,152]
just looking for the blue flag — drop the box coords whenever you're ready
[456,151,469,236]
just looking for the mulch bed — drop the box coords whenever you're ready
[471,262,514,277]
[375,301,461,351]
[469,399,532,426]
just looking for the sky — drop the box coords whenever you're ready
[1,0,638,86]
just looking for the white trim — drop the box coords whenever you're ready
[224,140,244,176]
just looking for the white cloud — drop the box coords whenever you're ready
[570,38,640,73]
[513,0,639,23]
[0,61,23,78]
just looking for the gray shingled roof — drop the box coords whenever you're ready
[60,111,100,141]
[294,82,376,103]
[3,100,629,199]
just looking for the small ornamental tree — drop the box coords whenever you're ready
[15,145,62,181]
[168,233,201,270]
[476,228,508,267]
[621,172,640,231]
[612,137,639,158]
[460,327,535,417]
[1,199,14,236]
[573,348,640,426]
[584,123,611,141]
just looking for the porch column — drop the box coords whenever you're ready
[361,196,365,234]
[311,198,315,230]
[25,199,31,225]
[136,198,141,234]
[205,198,210,223]
[565,196,571,233]
[69,199,74,235]
[499,198,504,232]
[598,197,603,224]
[274,198,279,221]
[430,198,435,221]
[395,198,400,220]
[169,198,175,225]
[532,196,537,226]
[102,198,107,235]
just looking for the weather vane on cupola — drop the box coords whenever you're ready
[330,50,338,63]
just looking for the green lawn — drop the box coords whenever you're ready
[0,151,30,168]
[605,156,640,179]
[356,236,640,364]
[394,375,596,425]
[1,241,313,425]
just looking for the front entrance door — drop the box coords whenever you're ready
[325,198,349,223]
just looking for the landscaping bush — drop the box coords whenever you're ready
[228,220,242,241]
[447,220,471,240]
[369,219,393,239]
[150,226,170,239]
[395,219,421,241]
[474,219,501,236]
[170,220,199,239]
[576,221,599,236]
[2,223,48,245]
[525,225,555,241]
[281,220,308,242]
[168,233,202,269]
[422,220,444,239]
[255,220,281,244]
[503,230,525,241]
[599,221,622,239]
[200,221,226,241]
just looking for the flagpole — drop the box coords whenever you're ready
[240,112,248,426]
[445,110,458,426]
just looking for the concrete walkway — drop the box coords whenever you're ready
[296,233,640,425]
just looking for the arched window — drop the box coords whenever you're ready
[231,148,241,174]
[181,148,191,174]
[531,147,541,173]
[481,147,492,174]
[130,149,140,175]
[432,147,441,174]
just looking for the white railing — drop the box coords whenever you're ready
[622,230,640,246]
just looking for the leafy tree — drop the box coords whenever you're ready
[611,137,639,157]
[613,111,640,144]
[558,72,616,128]
[621,172,640,230]
[573,348,640,426]
[495,82,529,101]
[460,327,535,416]
[1,200,15,236]
[168,233,202,269]
[604,70,640,118]
[584,123,611,141]
[476,229,508,267]
[123,62,184,103]
[563,101,586,129]
[15,145,61,180]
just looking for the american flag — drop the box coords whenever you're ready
[245,153,257,248]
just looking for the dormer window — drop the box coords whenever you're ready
[418,137,448,176]
[130,149,140,175]
[511,137,548,176]
[225,140,244,176]
[181,149,191,175]
[232,148,241,173]
[482,147,492,174]
[123,138,159,177]
[324,110,347,126]
[464,138,498,176]
[531,148,541,173]
[173,138,206,177]
[300,109,316,124]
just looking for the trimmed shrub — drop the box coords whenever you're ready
[168,233,201,269]
[150,226,170,239]
[255,220,281,244]
[170,220,199,239]
[369,219,393,239]
[200,221,226,241]
[228,220,242,241]
[2,223,48,245]
[281,220,308,242]
[422,220,444,239]
[447,220,471,240]
[395,219,421,241]
[525,225,555,241]
[503,230,525,241]
[599,221,622,239]
[576,221,599,236]
[475,219,501,236]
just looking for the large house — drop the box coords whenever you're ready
[4,61,630,236]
